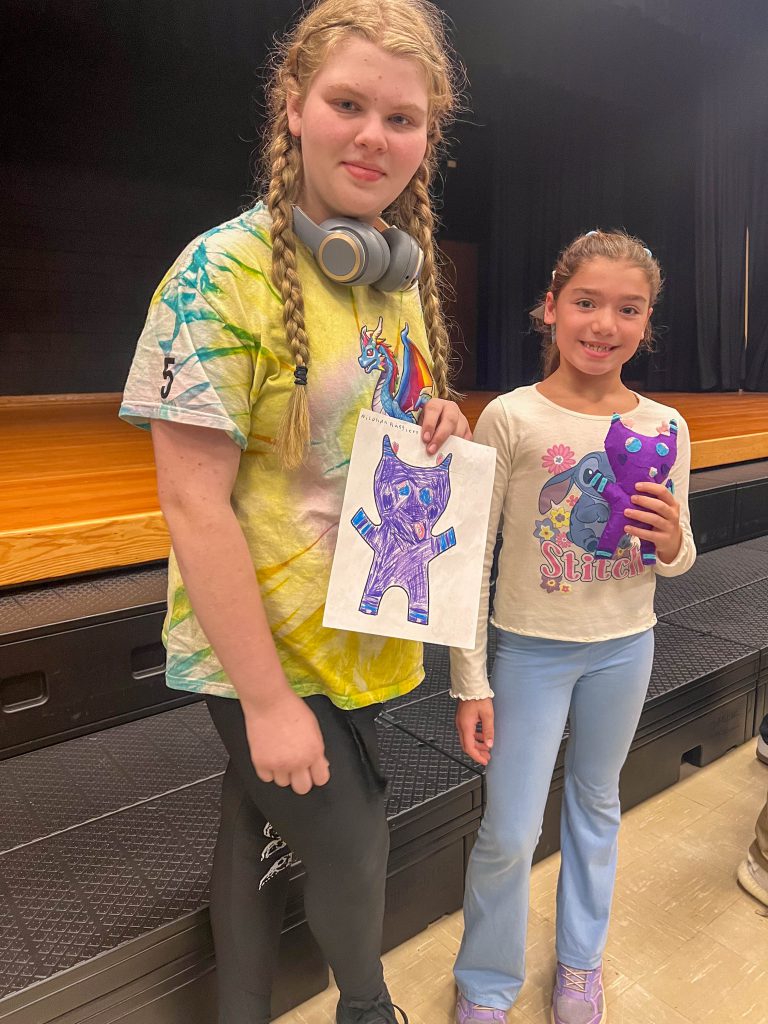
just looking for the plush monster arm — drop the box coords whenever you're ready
[584,472,628,509]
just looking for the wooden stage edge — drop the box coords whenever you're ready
[1,391,767,588]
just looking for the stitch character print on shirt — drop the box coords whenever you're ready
[352,435,456,624]
[358,317,433,421]
[535,442,644,594]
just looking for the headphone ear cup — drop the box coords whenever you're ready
[376,227,425,291]
[316,218,390,286]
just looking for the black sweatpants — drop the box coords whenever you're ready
[206,693,389,1024]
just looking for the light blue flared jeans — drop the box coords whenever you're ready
[454,627,654,1009]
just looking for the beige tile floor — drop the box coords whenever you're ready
[275,740,768,1024]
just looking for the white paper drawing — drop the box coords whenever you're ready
[323,410,496,648]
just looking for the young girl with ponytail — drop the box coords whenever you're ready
[120,2,468,1021]
[451,231,696,1024]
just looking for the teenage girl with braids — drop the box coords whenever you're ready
[120,2,468,1021]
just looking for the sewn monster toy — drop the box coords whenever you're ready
[351,435,456,625]
[586,415,678,565]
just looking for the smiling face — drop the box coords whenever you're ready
[544,257,653,379]
[286,36,429,225]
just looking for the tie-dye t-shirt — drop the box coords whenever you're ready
[120,203,435,709]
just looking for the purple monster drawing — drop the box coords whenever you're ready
[351,435,456,625]
[585,414,678,565]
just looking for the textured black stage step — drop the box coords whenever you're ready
[0,704,225,1006]
[0,568,167,644]
[688,460,768,551]
[0,703,481,1023]
[660,579,768,656]
[0,567,193,760]
[0,702,226,852]
[741,535,768,553]
[691,460,768,489]
[654,541,768,615]
[383,691,481,778]
[620,621,759,810]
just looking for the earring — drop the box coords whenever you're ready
[551,324,557,343]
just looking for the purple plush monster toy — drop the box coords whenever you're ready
[587,414,678,565]
[351,435,456,625]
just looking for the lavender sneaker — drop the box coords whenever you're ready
[551,962,606,1024]
[455,992,507,1023]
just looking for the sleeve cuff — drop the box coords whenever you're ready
[449,684,494,700]
[654,531,696,576]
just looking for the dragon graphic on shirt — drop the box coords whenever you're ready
[358,316,433,421]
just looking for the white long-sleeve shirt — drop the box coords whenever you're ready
[450,386,696,699]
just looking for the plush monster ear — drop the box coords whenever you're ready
[382,435,395,457]
[437,453,452,470]
[669,419,678,434]
[611,413,621,423]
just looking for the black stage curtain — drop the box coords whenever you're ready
[693,75,748,392]
[479,52,763,394]
[744,49,768,392]
[482,74,632,391]
[694,44,768,393]
[479,70,705,393]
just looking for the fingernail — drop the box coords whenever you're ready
[487,739,493,749]
[423,431,431,441]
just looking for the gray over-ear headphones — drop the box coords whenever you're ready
[292,206,424,292]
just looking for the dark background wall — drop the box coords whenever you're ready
[3,0,767,396]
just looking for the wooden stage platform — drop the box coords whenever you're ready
[2,390,768,588]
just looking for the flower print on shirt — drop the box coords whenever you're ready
[549,505,571,532]
[541,444,576,475]
[534,518,556,542]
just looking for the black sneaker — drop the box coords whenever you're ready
[336,987,409,1023]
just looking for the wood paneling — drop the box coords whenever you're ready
[0,395,167,586]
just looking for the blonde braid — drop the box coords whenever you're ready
[267,112,311,468]
[398,164,456,400]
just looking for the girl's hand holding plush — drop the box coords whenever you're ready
[624,481,683,564]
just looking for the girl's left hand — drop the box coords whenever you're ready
[624,481,683,564]
[420,398,472,455]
